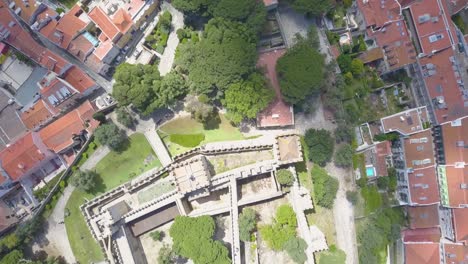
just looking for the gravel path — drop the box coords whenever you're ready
[158,2,184,76]
[32,186,76,263]
[31,145,110,262]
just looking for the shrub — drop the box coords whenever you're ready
[260,205,297,250]
[276,169,294,186]
[169,133,205,147]
[346,190,359,205]
[334,144,354,168]
[92,112,106,123]
[176,28,186,40]
[239,208,257,242]
[150,230,163,241]
[377,176,389,190]
[283,237,307,264]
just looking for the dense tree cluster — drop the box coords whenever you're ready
[304,129,334,166]
[286,0,333,16]
[259,205,297,251]
[112,64,187,116]
[169,215,230,264]
[176,18,257,95]
[172,0,266,33]
[358,208,404,264]
[239,208,257,242]
[223,73,274,124]
[311,166,339,209]
[277,40,325,104]
[94,123,127,151]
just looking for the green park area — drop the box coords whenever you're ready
[65,133,161,264]
[158,114,245,156]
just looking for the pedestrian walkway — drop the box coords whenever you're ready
[158,2,184,75]
[144,129,172,166]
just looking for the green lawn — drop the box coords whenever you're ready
[317,247,347,264]
[159,114,244,156]
[65,133,161,264]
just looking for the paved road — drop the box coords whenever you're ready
[158,2,184,76]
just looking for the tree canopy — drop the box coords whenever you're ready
[112,63,161,114]
[94,123,127,151]
[334,144,354,168]
[172,0,266,32]
[311,165,339,209]
[71,170,98,193]
[304,129,335,166]
[276,169,295,187]
[116,107,134,128]
[277,41,325,104]
[169,215,230,264]
[112,64,187,115]
[176,18,257,94]
[239,208,257,242]
[283,237,307,264]
[287,0,333,16]
[223,73,274,124]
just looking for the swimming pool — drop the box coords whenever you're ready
[366,167,375,177]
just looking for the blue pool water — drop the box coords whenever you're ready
[366,167,375,177]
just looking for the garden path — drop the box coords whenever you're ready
[158,2,184,75]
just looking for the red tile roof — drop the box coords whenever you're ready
[112,8,133,34]
[61,66,96,94]
[68,34,95,62]
[403,227,442,242]
[443,243,468,263]
[94,40,115,61]
[409,0,458,53]
[0,132,48,181]
[20,100,54,129]
[404,242,441,264]
[440,116,468,165]
[256,49,294,127]
[368,23,416,71]
[420,48,468,124]
[408,166,440,205]
[452,208,468,243]
[407,204,440,229]
[403,129,436,170]
[88,7,120,41]
[381,107,429,135]
[375,141,392,176]
[357,0,401,28]
[49,5,88,49]
[262,0,278,7]
[445,166,468,207]
[38,101,99,153]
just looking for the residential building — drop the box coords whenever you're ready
[362,140,393,179]
[380,106,430,135]
[435,116,468,208]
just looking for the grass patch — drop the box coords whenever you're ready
[66,133,161,264]
[169,133,205,148]
[59,0,78,8]
[317,247,346,264]
[159,114,244,156]
[361,185,382,215]
[137,181,176,204]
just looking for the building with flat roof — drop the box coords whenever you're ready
[380,107,429,135]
